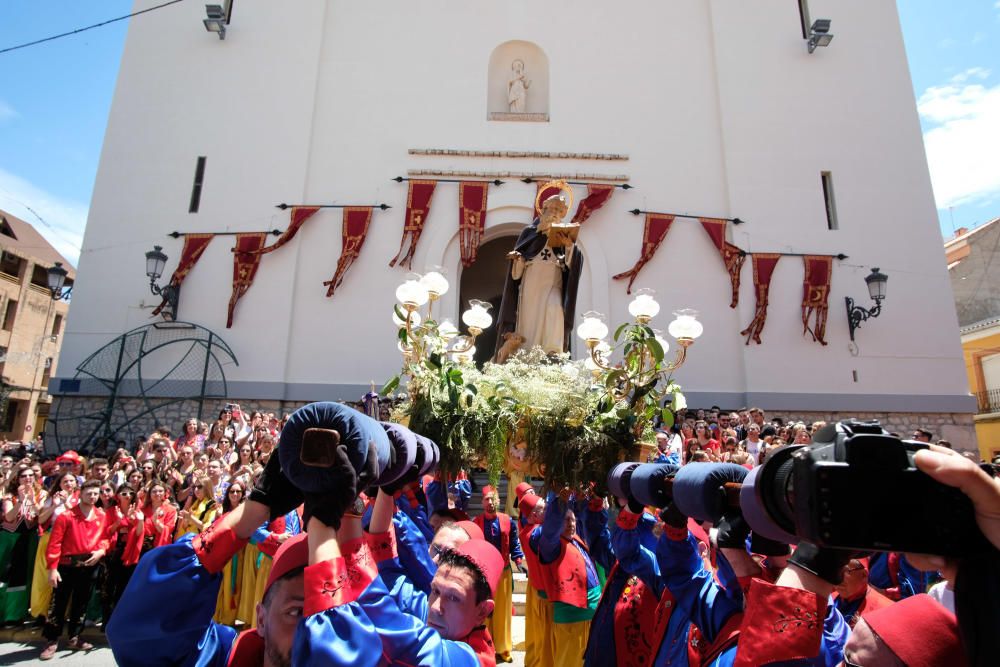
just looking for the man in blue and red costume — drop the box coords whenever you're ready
[587,496,694,667]
[833,557,894,629]
[473,484,524,663]
[517,491,553,667]
[530,487,601,667]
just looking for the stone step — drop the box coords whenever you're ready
[512,572,527,594]
[512,592,526,616]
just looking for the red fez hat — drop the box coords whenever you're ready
[514,482,534,502]
[264,533,309,595]
[456,539,505,595]
[455,520,484,541]
[864,594,967,667]
[57,451,82,464]
[519,493,542,515]
[482,485,498,499]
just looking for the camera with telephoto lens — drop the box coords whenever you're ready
[743,419,993,556]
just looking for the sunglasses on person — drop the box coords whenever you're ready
[19,472,34,478]
[193,485,204,490]
[229,488,243,495]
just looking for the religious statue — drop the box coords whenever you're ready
[507,59,531,113]
[494,181,584,359]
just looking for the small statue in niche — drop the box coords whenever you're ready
[507,59,531,113]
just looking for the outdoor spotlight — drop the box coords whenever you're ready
[204,4,227,40]
[807,19,834,54]
[845,267,888,341]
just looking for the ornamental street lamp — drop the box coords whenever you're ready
[845,267,888,341]
[46,262,72,301]
[145,245,180,321]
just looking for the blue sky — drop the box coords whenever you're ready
[0,1,998,267]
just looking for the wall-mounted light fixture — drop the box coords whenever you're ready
[807,19,834,53]
[46,262,72,301]
[845,267,887,341]
[145,245,180,321]
[203,4,227,40]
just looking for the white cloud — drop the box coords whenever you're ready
[917,69,1000,209]
[0,167,85,266]
[0,100,16,123]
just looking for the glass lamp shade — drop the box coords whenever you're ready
[667,309,704,341]
[397,340,413,355]
[145,245,168,280]
[47,262,68,293]
[392,309,421,329]
[420,269,449,298]
[576,311,609,342]
[462,300,493,330]
[865,268,888,301]
[396,274,430,308]
[438,319,459,340]
[628,289,660,321]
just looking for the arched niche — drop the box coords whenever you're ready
[487,40,550,121]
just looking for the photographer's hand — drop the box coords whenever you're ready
[915,445,1000,551]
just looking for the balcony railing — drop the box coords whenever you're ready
[976,388,1000,415]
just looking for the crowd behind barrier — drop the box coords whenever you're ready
[0,403,995,666]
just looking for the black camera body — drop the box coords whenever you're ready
[764,420,991,555]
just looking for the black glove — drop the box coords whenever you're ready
[304,442,378,530]
[659,502,688,530]
[379,458,417,497]
[516,561,529,575]
[788,541,855,585]
[248,451,304,521]
[716,510,750,549]
[750,532,791,557]
[626,496,645,515]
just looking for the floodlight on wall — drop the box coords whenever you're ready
[46,262,72,301]
[204,4,227,39]
[807,19,834,54]
[807,19,833,53]
[845,267,888,341]
[145,245,180,321]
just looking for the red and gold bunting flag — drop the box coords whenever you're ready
[152,234,213,316]
[458,181,489,267]
[535,181,564,218]
[240,207,320,256]
[699,218,746,308]
[389,180,437,269]
[740,254,782,345]
[801,255,834,345]
[570,184,615,224]
[226,233,268,328]
[324,207,373,298]
[612,213,676,294]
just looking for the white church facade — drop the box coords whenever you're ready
[49,0,976,449]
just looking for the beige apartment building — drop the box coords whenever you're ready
[0,210,73,441]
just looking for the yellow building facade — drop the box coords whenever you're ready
[961,320,1000,461]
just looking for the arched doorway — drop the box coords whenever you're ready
[458,236,518,366]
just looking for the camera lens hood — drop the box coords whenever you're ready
[607,462,641,501]
[278,401,391,494]
[749,444,804,540]
[378,422,419,486]
[630,463,679,508]
[740,465,798,544]
[672,462,748,523]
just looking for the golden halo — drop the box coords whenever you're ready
[534,179,574,216]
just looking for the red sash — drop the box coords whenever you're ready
[608,562,673,667]
[461,626,497,667]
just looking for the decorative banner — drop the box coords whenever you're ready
[226,233,268,328]
[241,207,320,255]
[535,181,564,218]
[389,180,437,269]
[458,181,489,267]
[740,253,781,345]
[570,184,615,224]
[323,207,373,297]
[152,233,214,316]
[612,213,676,294]
[699,218,747,308]
[801,255,834,345]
